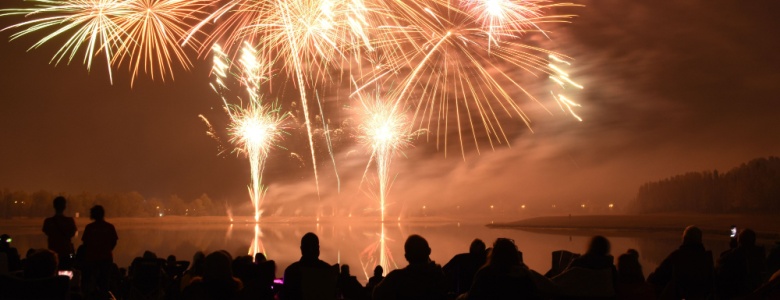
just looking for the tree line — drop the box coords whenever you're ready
[632,156,780,213]
[0,190,225,219]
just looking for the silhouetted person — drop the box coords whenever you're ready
[443,238,487,296]
[180,251,206,292]
[182,250,243,300]
[81,205,119,299]
[337,264,365,300]
[42,196,77,269]
[647,225,713,300]
[280,232,338,300]
[616,249,653,300]
[566,235,617,274]
[0,249,70,300]
[23,249,59,279]
[373,234,446,300]
[461,238,539,300]
[552,236,617,298]
[0,233,21,272]
[716,228,766,299]
[365,265,384,298]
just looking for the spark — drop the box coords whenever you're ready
[113,0,210,85]
[212,43,288,222]
[1,0,127,84]
[359,0,582,157]
[358,93,415,222]
[1,0,210,85]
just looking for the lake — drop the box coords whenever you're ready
[3,217,753,283]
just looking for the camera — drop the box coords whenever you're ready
[730,225,737,238]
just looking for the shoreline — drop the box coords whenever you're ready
[488,214,780,239]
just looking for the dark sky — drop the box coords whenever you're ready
[1,0,779,217]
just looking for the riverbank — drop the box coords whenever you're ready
[488,214,780,239]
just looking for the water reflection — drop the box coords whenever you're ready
[358,224,399,279]
[4,220,761,283]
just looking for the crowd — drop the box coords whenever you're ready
[2,196,780,300]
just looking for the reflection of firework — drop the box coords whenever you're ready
[358,94,416,221]
[359,225,397,278]
[249,224,266,259]
[212,43,288,221]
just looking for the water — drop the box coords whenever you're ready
[3,218,747,283]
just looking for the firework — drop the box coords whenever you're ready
[212,43,288,221]
[357,0,581,157]
[113,0,211,85]
[548,54,583,121]
[1,0,126,83]
[358,93,415,221]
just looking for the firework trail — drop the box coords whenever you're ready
[356,0,581,157]
[1,0,209,85]
[548,54,583,121]
[1,0,126,83]
[212,42,288,221]
[357,93,415,221]
[113,0,210,85]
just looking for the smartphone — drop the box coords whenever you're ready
[730,225,737,238]
[58,270,74,279]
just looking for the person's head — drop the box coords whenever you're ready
[488,238,520,267]
[340,264,350,276]
[373,265,383,277]
[300,232,320,258]
[586,236,611,256]
[90,205,105,221]
[469,239,486,256]
[404,235,431,264]
[143,250,158,260]
[0,234,10,248]
[24,249,59,279]
[254,252,267,263]
[203,250,235,282]
[738,228,757,247]
[167,255,177,264]
[626,248,639,259]
[682,225,703,246]
[617,251,644,284]
[53,196,67,214]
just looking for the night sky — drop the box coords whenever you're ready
[1,0,779,217]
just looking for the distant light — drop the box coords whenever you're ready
[156,206,160,209]
[521,205,526,209]
[552,204,556,208]
[490,205,494,209]
[581,204,586,208]
[608,203,614,208]
[14,201,17,204]
[158,213,163,217]
[422,206,426,209]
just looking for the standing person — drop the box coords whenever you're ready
[373,235,447,300]
[279,232,338,300]
[42,196,77,269]
[81,205,119,299]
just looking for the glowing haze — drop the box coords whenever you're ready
[1,0,778,220]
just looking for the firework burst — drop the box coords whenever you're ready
[357,93,416,221]
[358,0,581,157]
[113,0,211,85]
[212,43,288,221]
[1,0,126,83]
